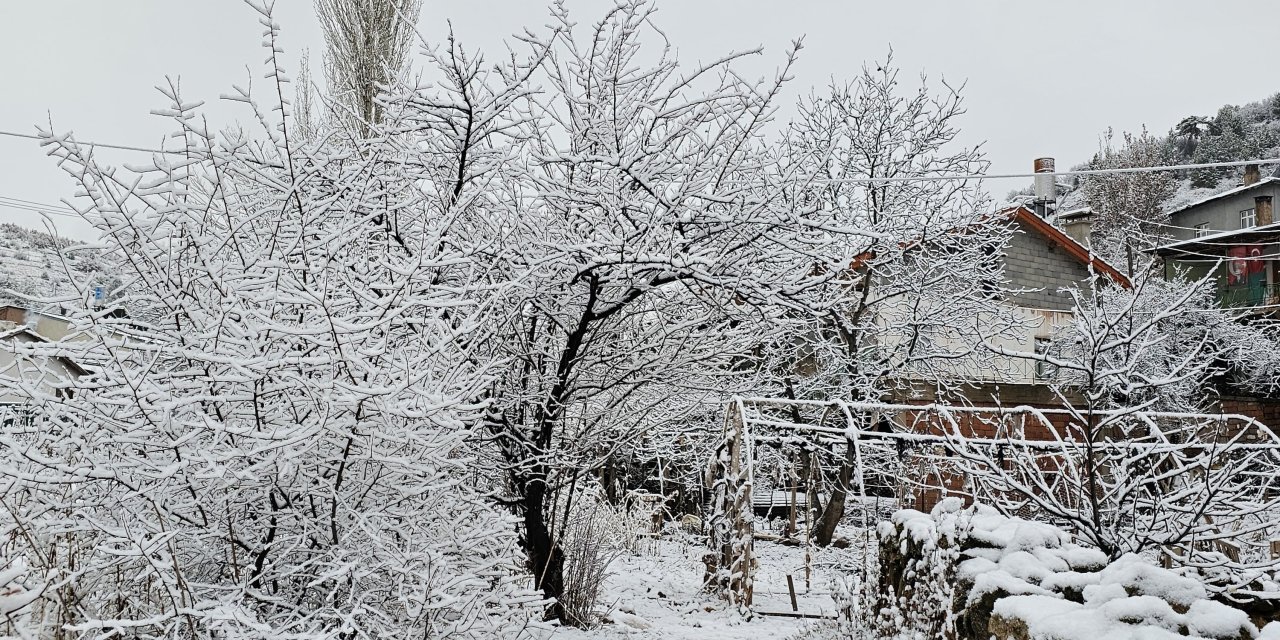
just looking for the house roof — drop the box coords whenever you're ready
[844,207,1132,289]
[1001,206,1132,289]
[1152,220,1280,259]
[0,327,37,341]
[0,326,89,376]
[1166,177,1280,219]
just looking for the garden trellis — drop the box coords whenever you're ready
[706,396,1280,607]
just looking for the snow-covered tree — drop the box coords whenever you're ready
[388,1,839,620]
[761,54,1017,545]
[0,7,541,637]
[317,0,423,136]
[959,266,1280,593]
[1080,127,1177,263]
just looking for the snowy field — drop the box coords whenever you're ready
[548,536,860,639]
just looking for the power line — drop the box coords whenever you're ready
[0,196,75,213]
[812,158,1280,184]
[4,127,1280,183]
[0,130,174,155]
[0,200,79,219]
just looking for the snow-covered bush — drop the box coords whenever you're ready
[549,484,666,627]
[0,6,542,637]
[960,264,1280,598]
[558,503,624,628]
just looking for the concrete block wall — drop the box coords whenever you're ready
[1002,220,1094,311]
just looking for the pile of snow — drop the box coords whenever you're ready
[877,499,1269,640]
[988,554,1256,640]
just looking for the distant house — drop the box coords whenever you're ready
[787,205,1135,513]
[895,205,1129,400]
[990,206,1127,377]
[1153,168,1280,314]
[0,326,85,407]
[0,305,75,341]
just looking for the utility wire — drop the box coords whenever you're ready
[4,127,1280,183]
[0,196,75,212]
[0,197,78,219]
[812,158,1280,184]
[0,129,173,155]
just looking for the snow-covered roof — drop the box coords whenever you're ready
[1153,220,1280,257]
[0,325,89,375]
[1166,176,1280,219]
[0,326,45,342]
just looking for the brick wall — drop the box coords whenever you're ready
[888,382,1092,513]
[1217,395,1280,430]
[889,388,1280,513]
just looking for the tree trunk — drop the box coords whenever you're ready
[813,439,856,547]
[520,479,567,621]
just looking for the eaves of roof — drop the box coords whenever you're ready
[1000,206,1132,289]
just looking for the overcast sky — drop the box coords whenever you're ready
[2,1,1277,241]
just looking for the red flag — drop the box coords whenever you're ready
[1227,245,1264,285]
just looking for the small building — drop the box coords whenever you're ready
[0,305,75,341]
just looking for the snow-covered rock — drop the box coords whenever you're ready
[876,502,1262,640]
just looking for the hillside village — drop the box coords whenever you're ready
[4,3,1280,640]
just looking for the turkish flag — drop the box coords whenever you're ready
[1227,245,1264,286]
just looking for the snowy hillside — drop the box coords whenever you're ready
[0,223,104,309]
[1008,90,1280,226]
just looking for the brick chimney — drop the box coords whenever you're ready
[1256,195,1274,226]
[1245,164,1262,186]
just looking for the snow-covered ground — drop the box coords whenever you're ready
[547,535,861,639]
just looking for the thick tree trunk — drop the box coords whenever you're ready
[520,480,567,621]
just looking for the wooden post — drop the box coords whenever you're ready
[788,468,798,537]
[722,402,754,607]
[787,574,799,612]
[804,457,814,591]
[1270,539,1280,560]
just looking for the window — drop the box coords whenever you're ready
[1195,223,1211,238]
[1034,337,1055,381]
[1241,208,1257,229]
